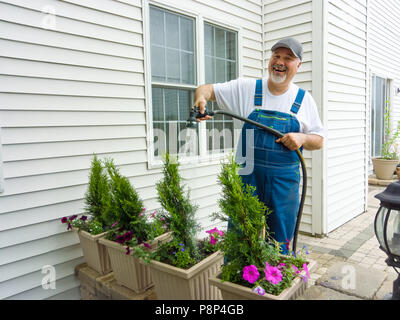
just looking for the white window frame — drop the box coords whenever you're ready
[143,0,242,170]
[369,73,392,160]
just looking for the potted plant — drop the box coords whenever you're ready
[208,155,317,300]
[372,100,400,180]
[146,153,224,300]
[61,154,114,275]
[98,159,170,293]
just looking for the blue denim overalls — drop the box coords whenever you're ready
[235,79,305,254]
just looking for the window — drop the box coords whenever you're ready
[204,23,237,153]
[370,75,389,158]
[0,126,3,193]
[149,5,238,159]
[150,6,198,157]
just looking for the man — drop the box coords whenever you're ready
[194,38,324,254]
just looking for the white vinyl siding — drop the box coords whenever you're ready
[263,0,316,235]
[326,0,367,232]
[0,0,263,300]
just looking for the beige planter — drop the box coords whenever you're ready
[148,250,223,300]
[73,228,112,275]
[99,232,171,293]
[372,158,398,180]
[209,259,317,300]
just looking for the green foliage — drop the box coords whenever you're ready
[152,153,202,268]
[382,100,400,160]
[213,154,309,296]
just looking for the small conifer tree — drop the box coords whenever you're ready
[154,153,201,267]
[213,155,280,284]
[104,159,152,241]
[84,154,110,225]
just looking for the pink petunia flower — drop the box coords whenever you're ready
[303,263,310,279]
[264,262,283,285]
[243,265,260,284]
[206,227,218,235]
[206,227,224,237]
[210,235,217,245]
[286,238,290,251]
[291,265,299,274]
[111,221,118,228]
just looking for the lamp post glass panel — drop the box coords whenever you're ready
[374,181,400,300]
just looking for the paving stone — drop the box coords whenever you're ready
[296,285,362,300]
[316,261,386,300]
[374,275,397,300]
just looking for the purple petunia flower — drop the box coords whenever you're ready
[125,246,131,255]
[253,286,266,296]
[80,215,88,221]
[67,222,72,231]
[69,215,78,221]
[143,243,151,250]
[123,231,133,242]
[61,217,68,224]
[115,235,125,244]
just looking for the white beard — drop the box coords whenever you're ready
[270,72,287,84]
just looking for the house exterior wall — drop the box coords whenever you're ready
[325,0,368,232]
[367,0,400,171]
[0,0,263,300]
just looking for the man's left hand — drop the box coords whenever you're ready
[276,133,323,151]
[276,133,306,150]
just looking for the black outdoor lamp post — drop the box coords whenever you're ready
[374,181,400,300]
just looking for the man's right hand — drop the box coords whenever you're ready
[193,84,216,122]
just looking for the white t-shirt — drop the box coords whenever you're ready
[213,78,325,137]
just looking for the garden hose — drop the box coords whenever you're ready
[187,107,306,253]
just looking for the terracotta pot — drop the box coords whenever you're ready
[209,259,317,300]
[73,228,112,275]
[99,232,172,293]
[372,158,398,180]
[148,250,223,300]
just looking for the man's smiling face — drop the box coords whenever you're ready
[268,47,301,85]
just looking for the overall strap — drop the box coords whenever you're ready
[290,88,306,114]
[254,79,263,106]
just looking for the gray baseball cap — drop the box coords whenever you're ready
[271,38,303,61]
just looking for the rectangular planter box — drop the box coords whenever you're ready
[99,232,171,294]
[74,228,112,275]
[148,250,223,300]
[209,259,317,300]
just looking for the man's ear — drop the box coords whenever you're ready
[297,61,302,68]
